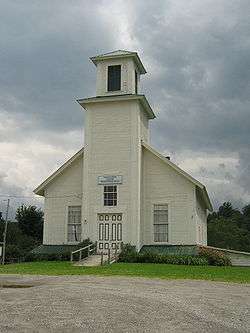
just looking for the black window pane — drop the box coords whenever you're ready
[135,70,138,94]
[108,65,121,91]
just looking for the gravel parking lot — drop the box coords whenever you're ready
[0,274,249,333]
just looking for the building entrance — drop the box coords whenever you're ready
[97,213,122,253]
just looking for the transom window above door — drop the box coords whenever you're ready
[98,213,122,221]
[104,185,117,206]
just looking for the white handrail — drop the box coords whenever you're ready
[71,244,92,255]
[70,243,95,262]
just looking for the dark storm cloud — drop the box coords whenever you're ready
[0,0,250,209]
[129,1,250,202]
[0,0,114,133]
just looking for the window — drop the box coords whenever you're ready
[98,213,122,222]
[68,206,81,242]
[104,185,117,206]
[135,70,138,94]
[153,204,168,242]
[107,65,121,91]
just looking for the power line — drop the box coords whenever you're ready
[0,195,38,199]
[0,194,83,199]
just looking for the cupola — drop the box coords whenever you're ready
[90,50,146,97]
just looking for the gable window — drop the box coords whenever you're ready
[104,185,117,206]
[68,206,81,242]
[153,204,168,242]
[107,65,121,91]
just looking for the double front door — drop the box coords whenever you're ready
[97,213,122,253]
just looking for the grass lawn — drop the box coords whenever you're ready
[0,261,250,283]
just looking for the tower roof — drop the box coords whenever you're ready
[90,50,147,74]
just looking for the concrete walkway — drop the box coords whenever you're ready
[0,274,249,332]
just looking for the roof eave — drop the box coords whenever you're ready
[33,148,84,197]
[77,94,155,119]
[201,186,213,212]
[90,53,146,74]
[142,141,213,211]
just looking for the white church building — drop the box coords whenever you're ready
[34,50,212,252]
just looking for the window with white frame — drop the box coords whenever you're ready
[68,206,82,242]
[153,204,168,242]
[104,185,117,206]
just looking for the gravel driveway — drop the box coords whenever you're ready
[0,274,249,333]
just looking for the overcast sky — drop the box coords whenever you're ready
[0,0,250,218]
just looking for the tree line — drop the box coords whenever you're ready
[208,202,250,252]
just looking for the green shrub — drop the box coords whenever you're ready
[137,252,208,265]
[119,244,138,263]
[119,244,208,266]
[77,238,93,248]
[5,244,24,262]
[24,252,71,262]
[199,247,231,266]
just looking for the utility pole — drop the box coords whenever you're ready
[1,198,10,265]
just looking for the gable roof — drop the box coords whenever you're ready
[33,148,84,196]
[90,50,147,74]
[142,141,213,211]
[34,142,212,211]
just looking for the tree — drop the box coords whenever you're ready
[218,202,235,218]
[16,205,44,241]
[0,220,40,261]
[207,216,250,252]
[208,202,250,252]
[242,204,250,231]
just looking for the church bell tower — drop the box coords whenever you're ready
[77,50,155,251]
[90,50,146,96]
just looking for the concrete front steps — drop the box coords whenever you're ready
[73,254,109,267]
